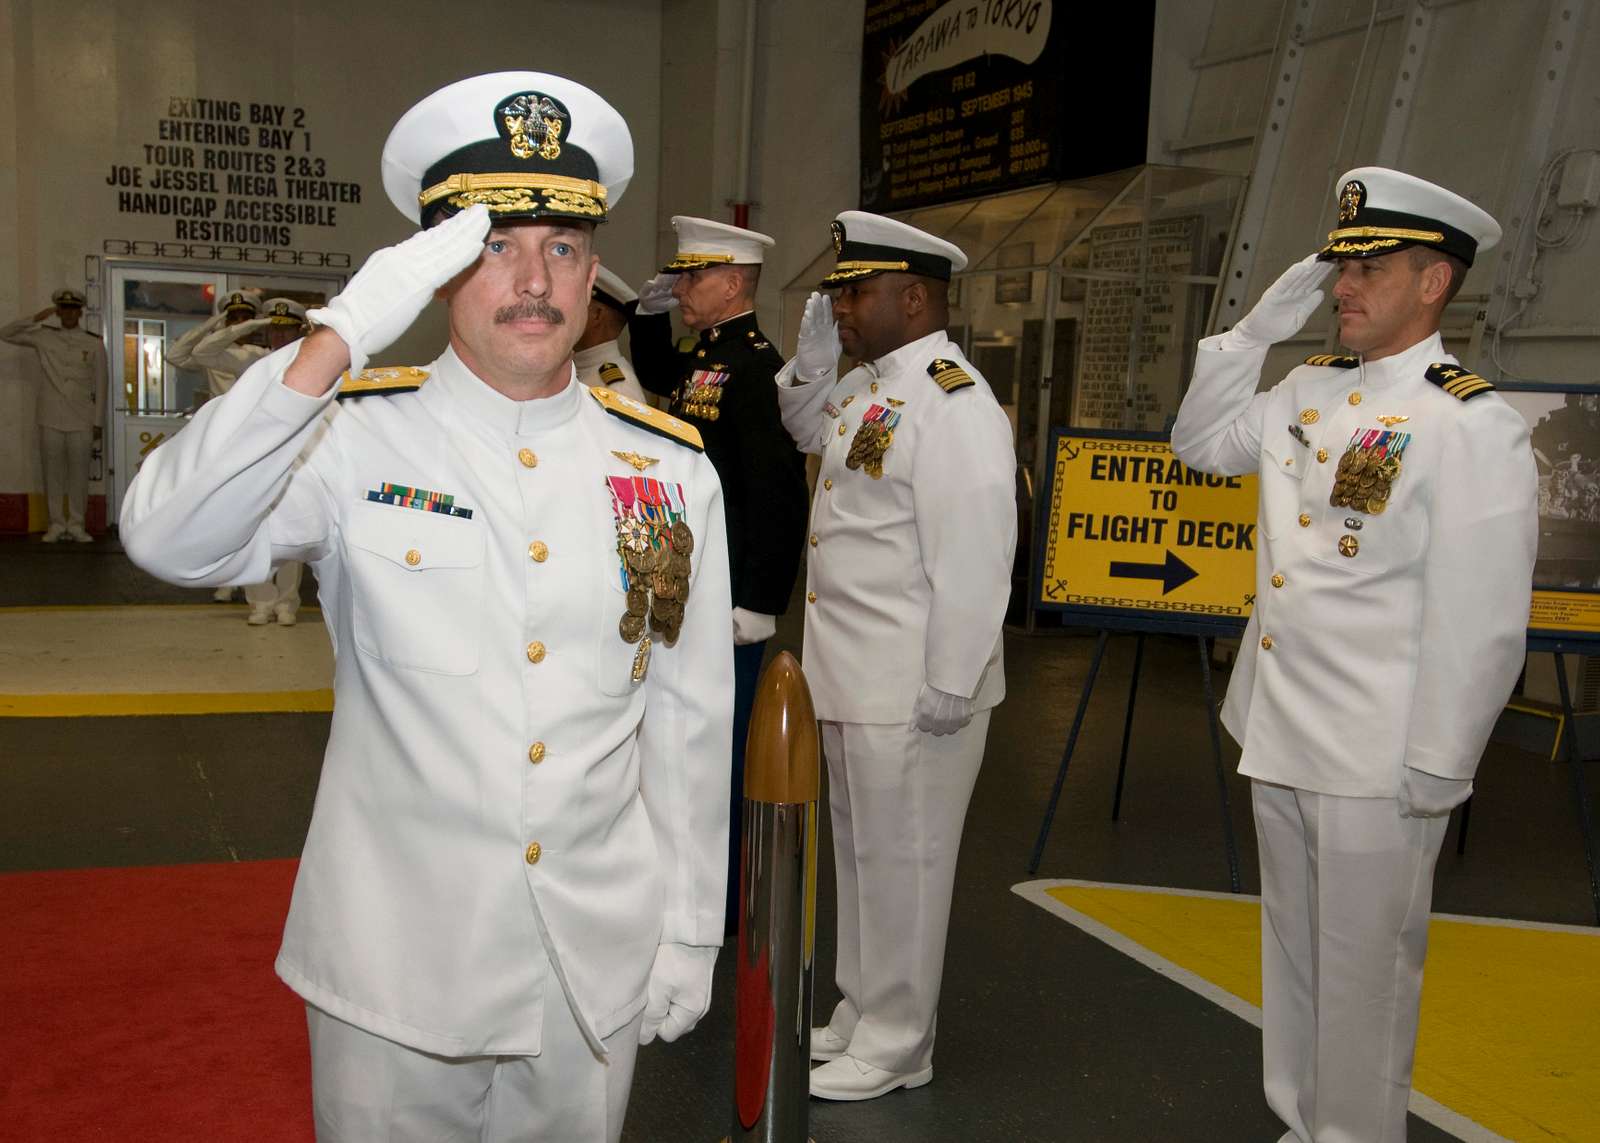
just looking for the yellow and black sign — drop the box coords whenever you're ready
[1035,432,1258,628]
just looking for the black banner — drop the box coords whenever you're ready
[860,0,1153,212]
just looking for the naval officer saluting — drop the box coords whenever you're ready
[1172,167,1537,1143]
[122,71,733,1141]
[777,211,1016,1101]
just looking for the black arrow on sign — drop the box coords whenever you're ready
[1109,549,1199,595]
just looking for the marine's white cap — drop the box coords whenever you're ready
[821,210,967,287]
[261,297,308,325]
[593,265,637,312]
[381,71,633,228]
[1319,167,1500,265]
[661,216,775,272]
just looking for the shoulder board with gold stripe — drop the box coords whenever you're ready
[335,365,429,400]
[928,358,974,393]
[1303,354,1359,368]
[1425,362,1495,402]
[598,362,627,387]
[587,386,704,451]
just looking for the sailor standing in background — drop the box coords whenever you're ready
[572,265,647,403]
[168,289,261,400]
[1,288,105,543]
[777,212,1015,1101]
[1171,168,1537,1143]
[121,70,730,1142]
[630,215,810,932]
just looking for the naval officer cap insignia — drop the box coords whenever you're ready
[51,288,86,308]
[593,265,638,315]
[217,290,259,318]
[261,297,308,326]
[661,216,775,273]
[1317,166,1500,266]
[821,210,968,287]
[382,71,633,228]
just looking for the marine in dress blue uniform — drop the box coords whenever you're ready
[121,72,732,1143]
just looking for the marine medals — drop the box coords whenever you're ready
[678,369,729,422]
[608,473,695,682]
[844,403,902,479]
[1329,427,1411,515]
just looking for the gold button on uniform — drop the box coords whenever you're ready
[870,382,879,394]
[823,479,833,490]
[1317,448,1329,463]
[526,641,546,663]
[1261,635,1274,650]
[809,534,818,547]
[405,548,421,566]
[528,541,549,563]
[525,842,542,865]
[1298,514,1312,528]
[1348,392,1362,406]
[518,448,538,468]
[528,742,546,765]
[1285,458,1294,467]
[1270,573,1285,588]
[807,591,817,603]
[838,424,847,436]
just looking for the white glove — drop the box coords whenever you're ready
[794,291,842,381]
[1398,766,1473,818]
[306,203,491,376]
[911,684,974,736]
[732,607,776,646]
[636,273,680,315]
[638,943,718,1045]
[1222,254,1333,350]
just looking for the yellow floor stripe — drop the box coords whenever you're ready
[1024,882,1598,1143]
[0,689,333,717]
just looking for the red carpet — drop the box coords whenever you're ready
[1,859,312,1142]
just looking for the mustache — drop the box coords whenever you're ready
[495,299,565,325]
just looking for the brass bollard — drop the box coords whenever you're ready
[722,651,819,1143]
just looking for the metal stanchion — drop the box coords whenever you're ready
[722,651,819,1143]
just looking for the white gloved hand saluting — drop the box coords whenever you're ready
[794,291,842,382]
[306,203,491,376]
[1222,253,1334,351]
[636,273,680,316]
[1397,766,1473,818]
[638,943,718,1045]
[911,684,975,736]
[732,607,777,646]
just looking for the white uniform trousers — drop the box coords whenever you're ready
[245,561,304,614]
[1253,780,1448,1143]
[821,712,989,1074]
[38,426,89,529]
[307,994,643,1143]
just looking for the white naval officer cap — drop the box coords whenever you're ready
[661,216,775,272]
[216,289,259,317]
[51,288,86,308]
[820,210,968,287]
[593,265,637,313]
[261,297,308,326]
[1318,167,1501,266]
[381,71,634,228]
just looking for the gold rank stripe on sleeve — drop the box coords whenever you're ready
[599,362,627,386]
[1424,362,1496,402]
[335,366,430,399]
[1303,354,1360,368]
[587,385,704,451]
[927,358,974,393]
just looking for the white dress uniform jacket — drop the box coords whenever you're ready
[121,343,733,1056]
[167,313,264,398]
[573,340,647,404]
[1171,331,1537,792]
[775,331,1014,722]
[0,318,105,430]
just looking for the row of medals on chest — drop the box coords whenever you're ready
[616,515,694,681]
[1299,405,1409,558]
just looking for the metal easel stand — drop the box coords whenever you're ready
[1029,628,1243,893]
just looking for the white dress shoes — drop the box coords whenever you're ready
[41,524,65,543]
[809,1026,850,1062]
[808,1054,932,1101]
[66,524,93,543]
